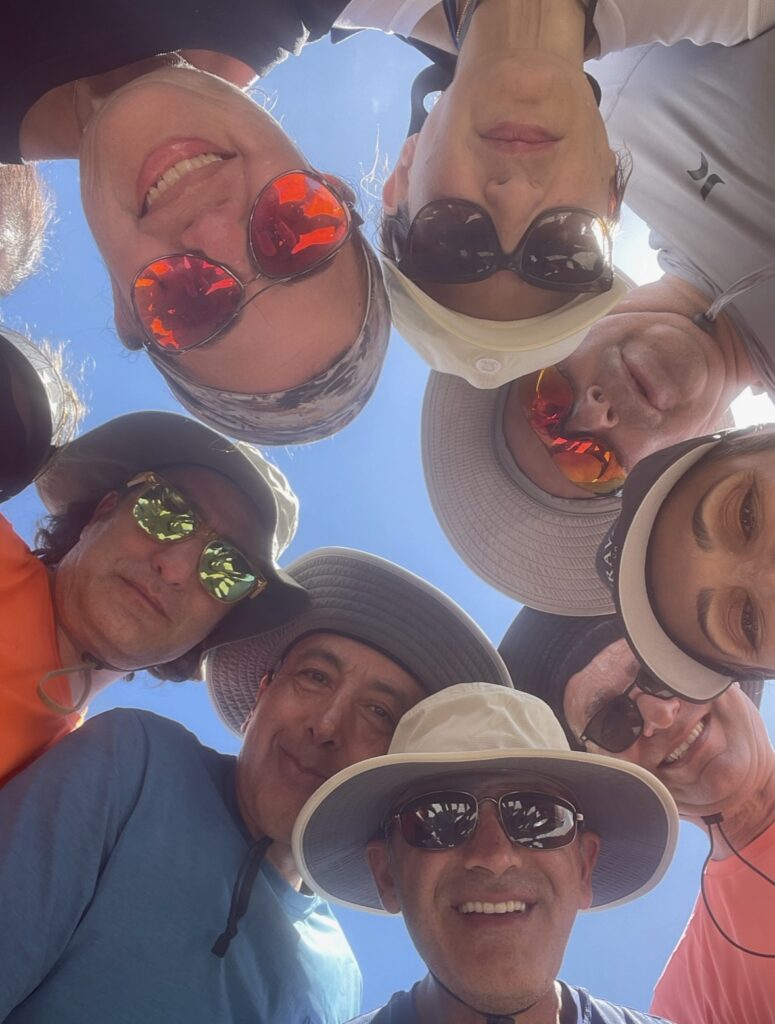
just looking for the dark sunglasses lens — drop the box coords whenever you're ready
[523,366,575,435]
[584,696,643,753]
[133,256,242,352]
[132,484,197,541]
[636,671,675,700]
[406,202,498,282]
[521,210,612,290]
[250,172,351,278]
[399,792,478,849]
[499,794,578,849]
[199,541,260,603]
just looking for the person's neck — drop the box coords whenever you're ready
[54,616,125,697]
[686,755,775,859]
[413,973,563,1024]
[457,0,588,71]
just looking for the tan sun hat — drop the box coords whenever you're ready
[383,259,634,389]
[292,683,678,914]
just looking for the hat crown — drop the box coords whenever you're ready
[387,683,571,759]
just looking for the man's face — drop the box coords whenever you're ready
[54,465,260,670]
[367,774,598,1018]
[563,640,771,819]
[502,291,732,499]
[79,67,366,394]
[649,445,775,676]
[383,53,615,322]
[236,632,427,843]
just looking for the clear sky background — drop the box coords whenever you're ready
[2,27,773,1017]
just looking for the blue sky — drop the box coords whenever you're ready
[2,27,772,1015]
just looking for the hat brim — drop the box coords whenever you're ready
[614,436,735,701]
[292,748,677,913]
[422,373,618,614]
[36,411,309,642]
[0,331,55,490]
[205,547,513,733]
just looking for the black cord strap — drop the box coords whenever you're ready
[211,836,272,958]
[430,970,540,1022]
[701,814,775,958]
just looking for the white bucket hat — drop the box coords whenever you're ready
[293,683,678,913]
[205,548,513,733]
[383,259,633,389]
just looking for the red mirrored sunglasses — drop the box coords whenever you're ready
[131,170,362,354]
[519,365,626,494]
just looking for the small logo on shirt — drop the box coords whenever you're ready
[686,153,725,200]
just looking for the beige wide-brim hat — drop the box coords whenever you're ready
[36,411,309,649]
[205,547,513,733]
[383,259,633,389]
[422,373,620,615]
[293,683,678,914]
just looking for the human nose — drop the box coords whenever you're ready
[637,694,682,738]
[306,692,347,748]
[481,176,544,253]
[460,802,527,875]
[565,384,619,432]
[178,201,252,280]
[149,537,201,588]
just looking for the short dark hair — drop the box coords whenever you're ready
[33,495,204,682]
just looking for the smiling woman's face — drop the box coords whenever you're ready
[648,443,775,676]
[79,67,366,394]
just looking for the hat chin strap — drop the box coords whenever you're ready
[430,971,541,1023]
[693,264,775,331]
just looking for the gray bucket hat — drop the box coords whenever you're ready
[205,547,513,733]
[422,372,620,615]
[292,683,678,914]
[36,410,309,650]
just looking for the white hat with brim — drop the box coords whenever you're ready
[605,425,775,701]
[204,548,513,733]
[292,683,678,914]
[422,373,620,614]
[383,259,633,389]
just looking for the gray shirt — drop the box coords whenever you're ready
[591,30,775,395]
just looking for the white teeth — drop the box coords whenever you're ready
[664,720,705,765]
[457,900,527,915]
[145,153,223,209]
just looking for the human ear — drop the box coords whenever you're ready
[577,830,601,910]
[366,838,402,914]
[382,135,419,214]
[240,672,271,733]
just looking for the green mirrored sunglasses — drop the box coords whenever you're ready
[127,472,267,604]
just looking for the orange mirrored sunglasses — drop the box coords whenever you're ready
[519,365,626,494]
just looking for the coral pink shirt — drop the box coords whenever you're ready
[0,514,80,784]
[651,820,775,1023]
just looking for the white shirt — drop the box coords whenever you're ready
[336,0,775,54]
[592,31,775,395]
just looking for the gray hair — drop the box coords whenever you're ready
[0,164,53,296]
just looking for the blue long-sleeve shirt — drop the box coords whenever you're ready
[0,708,361,1023]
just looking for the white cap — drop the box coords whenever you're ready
[383,259,634,389]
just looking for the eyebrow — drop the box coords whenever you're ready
[291,647,343,671]
[692,486,715,552]
[696,587,725,655]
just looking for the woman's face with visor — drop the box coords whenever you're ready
[79,67,367,395]
[383,51,616,322]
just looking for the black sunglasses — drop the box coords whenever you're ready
[386,790,583,852]
[391,201,613,293]
[580,673,677,753]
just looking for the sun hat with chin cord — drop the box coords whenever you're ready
[292,683,678,914]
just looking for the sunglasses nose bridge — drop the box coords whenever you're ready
[459,799,527,870]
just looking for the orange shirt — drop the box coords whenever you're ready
[0,514,80,784]
[651,821,775,1023]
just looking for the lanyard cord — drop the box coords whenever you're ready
[430,971,541,1023]
[701,813,775,958]
[211,836,272,958]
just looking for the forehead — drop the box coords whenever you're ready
[153,464,264,553]
[283,631,407,675]
[397,769,574,806]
